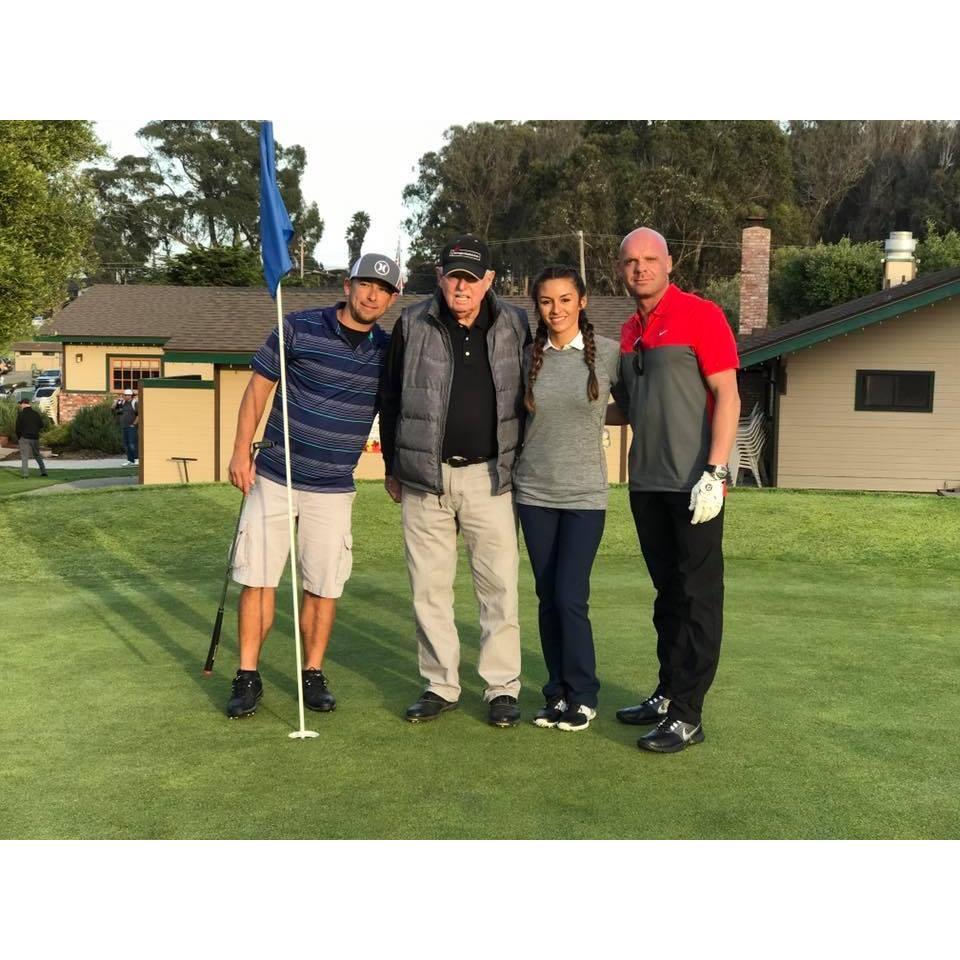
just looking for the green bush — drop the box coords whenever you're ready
[41,421,72,450]
[0,398,17,437]
[0,399,53,438]
[69,400,123,454]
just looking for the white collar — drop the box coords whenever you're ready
[545,331,584,351]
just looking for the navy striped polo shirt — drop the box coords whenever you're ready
[251,303,389,493]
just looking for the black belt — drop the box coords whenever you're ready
[443,455,492,468]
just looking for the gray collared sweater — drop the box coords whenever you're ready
[513,335,620,510]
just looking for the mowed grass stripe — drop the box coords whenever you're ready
[1,484,958,838]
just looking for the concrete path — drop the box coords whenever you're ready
[25,476,140,495]
[0,456,131,469]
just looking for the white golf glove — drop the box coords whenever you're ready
[689,471,724,525]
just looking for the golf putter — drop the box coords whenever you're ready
[202,439,276,675]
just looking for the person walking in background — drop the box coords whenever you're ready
[379,235,531,728]
[610,227,740,753]
[512,266,620,733]
[14,398,48,478]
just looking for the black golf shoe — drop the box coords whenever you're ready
[405,691,458,722]
[533,697,567,728]
[637,717,705,753]
[488,695,520,728]
[616,692,670,726]
[227,669,263,718]
[557,704,597,732]
[302,669,336,712]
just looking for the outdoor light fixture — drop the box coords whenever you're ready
[75,352,83,363]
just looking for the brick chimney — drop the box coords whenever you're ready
[883,231,917,288]
[738,217,771,336]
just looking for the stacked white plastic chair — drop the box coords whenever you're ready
[731,403,767,487]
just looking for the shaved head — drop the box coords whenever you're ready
[620,227,669,257]
[618,226,673,310]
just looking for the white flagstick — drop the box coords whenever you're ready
[274,283,319,741]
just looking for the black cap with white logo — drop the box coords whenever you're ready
[349,253,402,293]
[440,235,492,279]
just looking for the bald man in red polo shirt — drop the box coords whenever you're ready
[610,227,740,753]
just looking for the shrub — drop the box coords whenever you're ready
[69,400,123,454]
[0,399,53,438]
[41,421,72,450]
[0,399,17,437]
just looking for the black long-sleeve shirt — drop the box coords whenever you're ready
[15,407,44,439]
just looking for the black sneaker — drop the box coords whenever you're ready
[533,697,567,728]
[616,692,670,725]
[227,669,263,718]
[557,704,597,732]
[302,669,336,712]
[488,695,520,728]
[637,716,705,753]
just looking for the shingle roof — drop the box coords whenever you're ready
[42,284,639,354]
[11,341,60,352]
[738,266,960,367]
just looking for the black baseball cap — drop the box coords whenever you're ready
[440,235,492,279]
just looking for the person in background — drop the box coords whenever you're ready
[15,398,48,478]
[512,266,620,733]
[113,388,139,465]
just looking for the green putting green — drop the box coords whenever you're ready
[2,482,957,838]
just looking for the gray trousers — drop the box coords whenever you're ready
[19,438,46,477]
[401,460,521,702]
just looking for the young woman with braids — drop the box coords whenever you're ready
[512,266,621,732]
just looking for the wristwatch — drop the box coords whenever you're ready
[706,463,730,482]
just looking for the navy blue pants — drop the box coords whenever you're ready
[518,505,605,709]
[122,425,138,462]
[629,491,724,725]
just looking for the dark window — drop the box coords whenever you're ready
[855,370,934,412]
[111,357,161,392]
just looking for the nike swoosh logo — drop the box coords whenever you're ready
[657,329,668,336]
[681,724,700,741]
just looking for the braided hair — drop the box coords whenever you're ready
[525,265,597,414]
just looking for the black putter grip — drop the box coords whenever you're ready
[204,610,224,673]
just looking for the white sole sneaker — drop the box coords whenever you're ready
[533,699,567,728]
[557,706,597,732]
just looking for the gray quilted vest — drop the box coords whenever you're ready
[394,290,529,495]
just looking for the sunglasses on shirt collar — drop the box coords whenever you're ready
[632,336,644,375]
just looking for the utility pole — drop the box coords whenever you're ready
[299,237,305,280]
[577,230,586,284]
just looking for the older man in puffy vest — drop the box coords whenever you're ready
[379,235,531,727]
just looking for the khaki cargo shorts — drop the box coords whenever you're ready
[231,474,356,598]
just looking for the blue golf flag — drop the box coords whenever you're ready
[259,121,293,298]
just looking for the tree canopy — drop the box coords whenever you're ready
[401,120,960,318]
[89,121,324,284]
[0,120,101,347]
[345,211,371,267]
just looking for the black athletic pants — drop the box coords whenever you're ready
[518,505,606,709]
[629,491,724,725]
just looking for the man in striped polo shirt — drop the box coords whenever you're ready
[224,253,401,719]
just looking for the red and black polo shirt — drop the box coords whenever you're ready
[612,283,738,492]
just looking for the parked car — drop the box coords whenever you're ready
[34,369,61,388]
[11,386,36,404]
[32,386,59,423]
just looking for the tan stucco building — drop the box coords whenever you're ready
[740,266,960,492]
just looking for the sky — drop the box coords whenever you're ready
[93,118,472,271]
